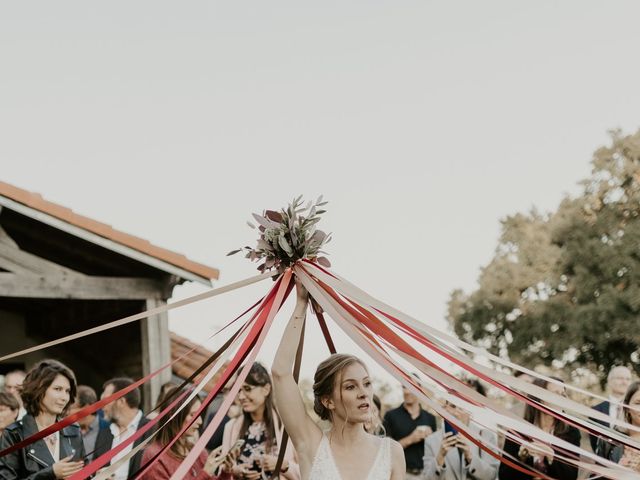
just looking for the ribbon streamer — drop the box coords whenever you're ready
[169,270,294,480]
[295,265,640,480]
[4,258,639,480]
[301,261,640,436]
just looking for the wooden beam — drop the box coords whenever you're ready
[0,242,81,276]
[140,298,172,412]
[0,273,167,299]
[0,224,19,249]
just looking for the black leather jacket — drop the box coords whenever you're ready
[0,414,85,480]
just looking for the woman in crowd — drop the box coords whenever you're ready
[365,394,385,437]
[422,383,499,480]
[140,386,223,479]
[147,381,177,420]
[596,381,640,472]
[220,362,299,480]
[271,282,405,480]
[0,391,20,434]
[0,359,85,479]
[498,377,580,480]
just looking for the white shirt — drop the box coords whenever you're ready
[609,396,622,427]
[110,410,143,480]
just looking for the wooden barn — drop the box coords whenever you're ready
[0,181,219,410]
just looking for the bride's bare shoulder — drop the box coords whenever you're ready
[389,439,406,478]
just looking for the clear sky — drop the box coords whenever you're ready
[2,1,640,392]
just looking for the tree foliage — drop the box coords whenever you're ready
[448,129,640,384]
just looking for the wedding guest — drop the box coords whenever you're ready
[146,381,176,420]
[204,381,242,451]
[498,377,580,480]
[272,282,405,480]
[590,365,632,453]
[497,371,535,450]
[422,383,498,480]
[67,385,109,460]
[94,377,151,479]
[4,370,27,420]
[383,378,436,478]
[221,362,299,480]
[365,394,385,436]
[509,371,534,419]
[595,381,640,472]
[0,392,20,434]
[140,386,223,479]
[0,360,85,479]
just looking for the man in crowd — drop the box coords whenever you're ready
[3,370,26,420]
[94,378,151,479]
[68,385,110,460]
[590,365,632,453]
[383,379,437,479]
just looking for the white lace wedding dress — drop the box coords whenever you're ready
[308,434,391,480]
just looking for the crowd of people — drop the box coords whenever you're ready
[0,285,638,480]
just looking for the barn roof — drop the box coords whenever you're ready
[0,181,219,285]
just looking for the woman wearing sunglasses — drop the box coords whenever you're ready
[219,362,299,480]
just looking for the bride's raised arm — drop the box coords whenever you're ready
[271,281,321,454]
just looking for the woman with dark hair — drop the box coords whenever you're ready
[220,362,299,480]
[139,386,223,479]
[0,359,85,479]
[271,283,405,480]
[498,377,580,480]
[0,391,20,434]
[596,381,640,472]
[146,381,176,420]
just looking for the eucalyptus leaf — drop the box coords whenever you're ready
[265,210,284,223]
[257,239,271,251]
[278,234,294,256]
[312,230,326,243]
[252,213,280,229]
[317,257,331,267]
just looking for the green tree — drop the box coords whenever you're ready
[448,129,640,384]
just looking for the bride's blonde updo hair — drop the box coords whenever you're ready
[313,353,368,421]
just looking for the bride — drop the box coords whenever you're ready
[271,282,405,480]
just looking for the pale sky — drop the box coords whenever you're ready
[2,1,640,395]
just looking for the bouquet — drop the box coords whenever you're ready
[228,196,332,273]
